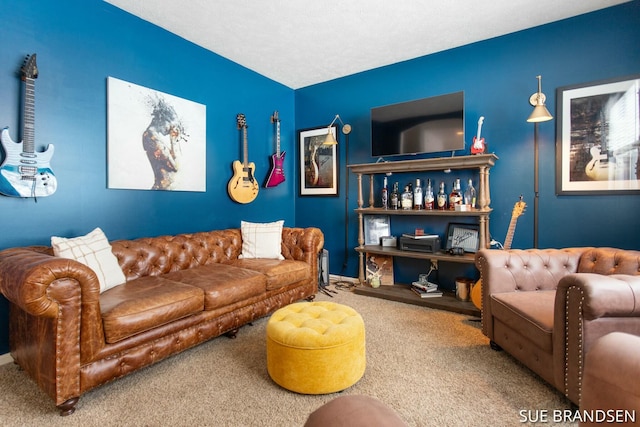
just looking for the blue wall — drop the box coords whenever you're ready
[296,1,640,286]
[1,1,639,353]
[0,0,297,353]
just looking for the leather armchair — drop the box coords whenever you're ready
[476,247,640,405]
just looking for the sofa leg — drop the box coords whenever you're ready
[225,328,239,339]
[306,294,316,302]
[57,397,79,416]
[489,340,502,351]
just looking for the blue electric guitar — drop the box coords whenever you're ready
[0,54,57,198]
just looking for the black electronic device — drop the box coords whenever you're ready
[371,91,464,158]
[399,236,441,253]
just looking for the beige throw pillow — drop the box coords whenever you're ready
[51,227,126,293]
[240,220,285,260]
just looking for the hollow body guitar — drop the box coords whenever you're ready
[228,113,258,203]
[471,197,526,309]
[0,54,57,198]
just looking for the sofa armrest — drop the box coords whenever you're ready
[0,247,106,365]
[475,248,584,338]
[281,227,324,291]
[553,273,640,405]
[282,227,324,263]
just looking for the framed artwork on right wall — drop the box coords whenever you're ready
[556,74,640,195]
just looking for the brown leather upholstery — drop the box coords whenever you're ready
[580,332,640,426]
[476,247,640,405]
[0,227,324,415]
[305,395,408,427]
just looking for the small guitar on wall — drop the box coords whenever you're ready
[228,113,259,203]
[0,53,57,198]
[471,196,526,310]
[265,110,285,188]
[470,116,486,155]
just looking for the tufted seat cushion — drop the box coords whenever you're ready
[491,290,555,351]
[163,264,266,310]
[101,276,204,343]
[229,258,310,290]
[266,301,366,394]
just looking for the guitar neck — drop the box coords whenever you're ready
[504,217,518,250]
[243,126,249,166]
[22,77,36,154]
[275,120,281,155]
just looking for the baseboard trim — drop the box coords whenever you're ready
[329,274,358,283]
[0,352,13,366]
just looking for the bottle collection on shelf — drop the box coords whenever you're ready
[380,177,476,211]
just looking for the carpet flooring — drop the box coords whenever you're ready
[0,283,576,426]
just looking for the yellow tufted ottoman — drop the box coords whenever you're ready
[266,301,366,394]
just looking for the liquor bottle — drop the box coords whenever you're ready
[413,178,423,210]
[449,178,462,210]
[436,181,447,210]
[401,185,413,210]
[464,179,477,209]
[424,179,434,210]
[381,176,389,209]
[390,182,399,210]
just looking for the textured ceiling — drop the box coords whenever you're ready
[104,0,629,89]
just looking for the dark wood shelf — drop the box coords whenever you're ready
[356,245,476,264]
[354,284,480,317]
[348,154,498,175]
[356,207,491,216]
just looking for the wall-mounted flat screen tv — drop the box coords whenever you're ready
[371,91,464,158]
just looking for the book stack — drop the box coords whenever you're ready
[410,281,443,298]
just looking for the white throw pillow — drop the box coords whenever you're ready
[240,220,285,260]
[51,227,126,293]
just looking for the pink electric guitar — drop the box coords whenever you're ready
[265,111,285,188]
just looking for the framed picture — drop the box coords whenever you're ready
[556,74,640,195]
[363,215,391,246]
[298,125,338,196]
[107,77,207,192]
[365,253,394,286]
[445,223,479,253]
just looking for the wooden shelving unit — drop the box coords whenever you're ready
[347,154,498,315]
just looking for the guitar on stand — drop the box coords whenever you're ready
[470,116,486,154]
[228,113,259,203]
[471,196,526,309]
[0,53,57,198]
[264,111,285,188]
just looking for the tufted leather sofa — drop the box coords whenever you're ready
[0,227,324,415]
[475,247,640,405]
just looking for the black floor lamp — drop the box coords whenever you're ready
[526,75,554,248]
[323,115,353,287]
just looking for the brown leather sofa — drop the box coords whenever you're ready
[475,247,640,405]
[580,332,640,426]
[0,227,324,415]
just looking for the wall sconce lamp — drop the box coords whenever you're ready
[527,75,553,123]
[527,75,553,249]
[323,114,352,145]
